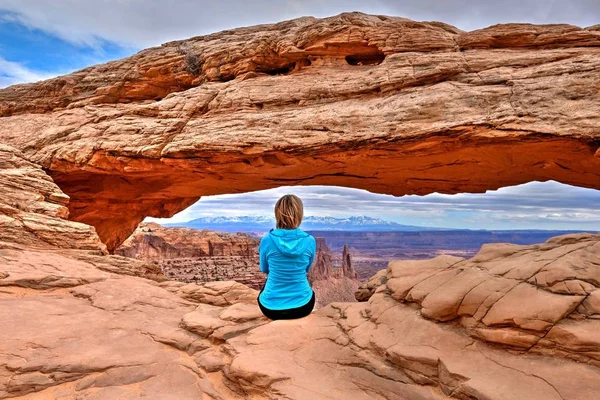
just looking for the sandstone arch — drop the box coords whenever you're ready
[1,13,599,251]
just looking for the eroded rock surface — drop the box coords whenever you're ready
[359,233,600,367]
[4,241,600,399]
[116,222,265,288]
[0,145,165,283]
[2,145,599,398]
[1,13,599,250]
[0,145,105,253]
[309,238,360,307]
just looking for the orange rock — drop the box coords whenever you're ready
[116,222,259,259]
[1,13,599,251]
[364,232,600,366]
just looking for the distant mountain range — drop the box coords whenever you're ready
[163,215,445,233]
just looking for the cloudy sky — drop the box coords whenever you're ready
[147,182,600,230]
[1,1,598,230]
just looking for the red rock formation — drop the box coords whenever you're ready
[341,243,357,279]
[1,141,600,398]
[0,144,163,280]
[116,222,258,259]
[115,222,264,288]
[308,237,334,282]
[1,13,599,251]
[309,238,359,282]
[357,233,600,367]
[355,269,388,301]
[308,238,360,307]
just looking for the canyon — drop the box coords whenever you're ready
[1,12,600,399]
[311,230,592,280]
[116,223,265,289]
[116,222,259,259]
[116,223,360,306]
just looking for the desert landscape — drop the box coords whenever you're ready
[311,229,590,279]
[116,222,264,288]
[1,11,599,400]
[116,222,360,307]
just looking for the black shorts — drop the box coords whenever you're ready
[257,284,315,321]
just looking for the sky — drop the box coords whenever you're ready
[146,182,600,230]
[1,1,598,230]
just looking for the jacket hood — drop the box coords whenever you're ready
[268,228,312,256]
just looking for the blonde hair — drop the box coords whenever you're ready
[274,194,304,229]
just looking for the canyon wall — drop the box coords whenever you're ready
[116,223,264,288]
[116,225,360,297]
[116,222,259,259]
[309,238,360,307]
[1,13,599,251]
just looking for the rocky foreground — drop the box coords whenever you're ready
[1,144,599,399]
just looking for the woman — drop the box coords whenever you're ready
[257,194,316,320]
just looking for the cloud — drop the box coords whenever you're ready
[147,181,600,230]
[0,0,598,49]
[0,56,56,88]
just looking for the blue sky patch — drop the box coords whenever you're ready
[0,12,136,83]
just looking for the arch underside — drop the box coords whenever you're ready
[50,129,599,251]
[0,14,599,251]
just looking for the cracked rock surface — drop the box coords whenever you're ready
[1,143,599,399]
[370,236,600,367]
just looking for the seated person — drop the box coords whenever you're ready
[257,194,316,320]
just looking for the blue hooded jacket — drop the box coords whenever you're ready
[258,228,316,310]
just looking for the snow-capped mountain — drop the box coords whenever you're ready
[164,215,442,233]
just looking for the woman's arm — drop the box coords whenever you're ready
[259,237,269,273]
[306,236,317,272]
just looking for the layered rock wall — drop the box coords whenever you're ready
[116,222,259,259]
[115,223,264,288]
[0,145,163,280]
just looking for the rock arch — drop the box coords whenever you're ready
[1,13,599,251]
